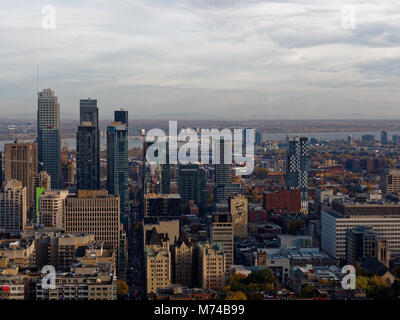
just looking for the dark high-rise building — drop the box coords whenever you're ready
[144,193,181,218]
[160,164,170,194]
[345,226,390,267]
[213,137,241,205]
[214,183,243,205]
[80,99,99,127]
[160,142,170,194]
[381,131,388,145]
[0,151,3,190]
[142,140,153,195]
[107,117,129,218]
[178,164,206,213]
[37,89,61,189]
[362,134,375,143]
[114,109,128,127]
[215,138,231,186]
[76,99,100,190]
[286,136,309,214]
[255,131,262,147]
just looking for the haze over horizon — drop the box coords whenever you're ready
[1,0,400,120]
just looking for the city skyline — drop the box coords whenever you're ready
[2,0,400,305]
[1,0,400,119]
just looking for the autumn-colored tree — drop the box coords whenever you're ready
[229,273,247,284]
[226,291,247,300]
[117,280,129,297]
[264,283,274,292]
[370,275,385,287]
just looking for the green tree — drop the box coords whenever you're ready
[245,268,275,287]
[300,285,316,298]
[356,276,370,292]
[229,274,248,293]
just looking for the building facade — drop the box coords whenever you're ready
[322,210,400,260]
[64,190,120,254]
[145,228,172,294]
[4,141,38,210]
[76,99,100,190]
[199,242,226,290]
[38,190,68,228]
[0,180,27,233]
[144,193,181,218]
[37,89,61,189]
[286,136,309,214]
[178,164,206,213]
[211,213,233,276]
[107,120,129,217]
[381,169,400,195]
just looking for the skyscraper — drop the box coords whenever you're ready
[37,89,61,189]
[76,99,100,190]
[107,117,129,217]
[0,180,27,233]
[142,140,153,195]
[178,164,206,214]
[286,136,309,214]
[144,193,182,218]
[215,138,231,186]
[0,151,3,190]
[255,131,262,147]
[4,141,38,211]
[381,131,388,145]
[160,164,170,194]
[160,141,170,194]
[114,109,128,127]
[213,137,242,205]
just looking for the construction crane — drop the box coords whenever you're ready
[268,171,285,185]
[316,171,343,191]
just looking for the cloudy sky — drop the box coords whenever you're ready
[0,0,399,119]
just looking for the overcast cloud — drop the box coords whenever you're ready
[0,0,399,119]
